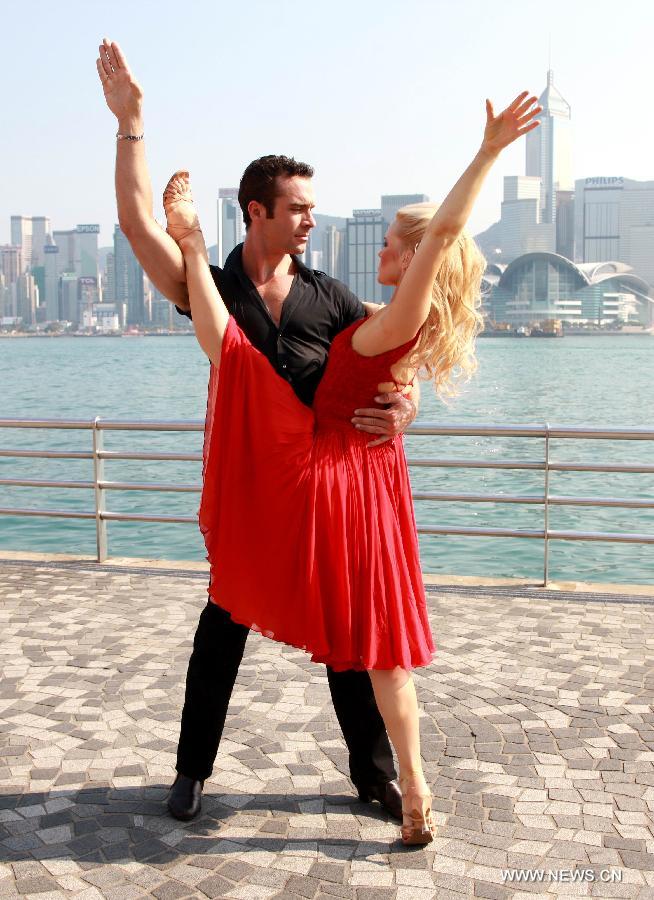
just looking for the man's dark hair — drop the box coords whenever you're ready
[238,155,314,228]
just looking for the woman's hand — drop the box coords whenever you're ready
[481,92,541,157]
[96,39,143,131]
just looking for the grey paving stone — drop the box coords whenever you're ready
[14,875,60,894]
[1,561,653,900]
[151,882,195,900]
[354,890,397,900]
[309,862,348,884]
[603,836,647,851]
[473,885,512,900]
[249,868,291,889]
[197,873,236,898]
[216,860,260,881]
[286,874,323,898]
[619,849,654,870]
[319,885,356,899]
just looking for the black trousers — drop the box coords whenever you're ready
[176,600,396,787]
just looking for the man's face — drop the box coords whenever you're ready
[259,175,316,256]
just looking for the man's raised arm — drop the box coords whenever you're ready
[96,39,190,310]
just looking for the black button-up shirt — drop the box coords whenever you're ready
[176,243,365,406]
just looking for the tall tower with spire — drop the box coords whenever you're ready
[525,70,573,229]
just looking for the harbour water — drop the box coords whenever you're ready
[1,334,652,585]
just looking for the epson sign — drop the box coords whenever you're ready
[76,224,100,234]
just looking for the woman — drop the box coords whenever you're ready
[163,93,540,844]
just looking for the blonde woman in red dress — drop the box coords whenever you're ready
[162,93,540,844]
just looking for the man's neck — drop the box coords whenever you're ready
[241,234,296,286]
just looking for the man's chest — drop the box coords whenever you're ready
[221,276,332,353]
[255,275,295,327]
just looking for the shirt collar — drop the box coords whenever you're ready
[223,242,314,284]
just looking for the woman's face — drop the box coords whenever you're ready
[377,221,408,286]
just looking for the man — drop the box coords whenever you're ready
[97,39,418,822]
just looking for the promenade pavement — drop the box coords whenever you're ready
[1,557,653,899]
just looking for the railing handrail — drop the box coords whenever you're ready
[2,416,654,440]
[1,416,653,585]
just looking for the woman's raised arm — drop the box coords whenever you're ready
[367,92,541,350]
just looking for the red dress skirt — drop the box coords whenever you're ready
[199,316,435,672]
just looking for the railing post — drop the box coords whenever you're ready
[92,417,107,562]
[543,422,551,587]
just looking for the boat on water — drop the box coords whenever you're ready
[480,320,564,338]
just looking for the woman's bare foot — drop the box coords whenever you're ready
[163,171,201,243]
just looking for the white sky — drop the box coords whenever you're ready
[2,0,653,248]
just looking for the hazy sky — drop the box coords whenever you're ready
[3,0,653,248]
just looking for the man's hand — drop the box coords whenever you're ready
[351,391,417,448]
[96,39,143,131]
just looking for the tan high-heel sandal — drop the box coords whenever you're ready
[399,779,435,846]
[163,171,203,242]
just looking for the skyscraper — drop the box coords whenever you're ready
[52,229,77,276]
[59,273,79,324]
[525,70,573,228]
[306,214,347,277]
[574,177,654,286]
[380,194,430,300]
[75,225,100,308]
[13,273,39,325]
[380,194,430,230]
[1,246,22,286]
[30,217,52,269]
[76,225,100,279]
[345,194,432,302]
[322,225,344,280]
[217,189,244,266]
[10,215,52,271]
[113,225,145,326]
[10,216,32,273]
[346,209,384,301]
[495,176,555,260]
[0,273,9,319]
[43,244,60,321]
[104,251,115,303]
[476,71,572,262]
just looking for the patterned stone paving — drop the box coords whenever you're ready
[0,559,653,899]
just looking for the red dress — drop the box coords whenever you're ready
[199,316,435,672]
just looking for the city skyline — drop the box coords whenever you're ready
[4,67,654,332]
[4,31,654,333]
[3,0,654,249]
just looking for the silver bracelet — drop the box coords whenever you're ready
[116,132,144,141]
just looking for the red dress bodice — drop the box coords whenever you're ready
[313,319,417,433]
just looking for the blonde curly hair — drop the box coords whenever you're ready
[394,202,486,398]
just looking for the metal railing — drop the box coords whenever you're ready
[1,417,653,586]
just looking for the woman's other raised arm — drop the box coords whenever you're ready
[365,93,541,350]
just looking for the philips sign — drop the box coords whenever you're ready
[584,177,624,188]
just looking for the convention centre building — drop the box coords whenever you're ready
[482,252,653,328]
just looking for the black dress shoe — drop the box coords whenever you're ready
[167,773,204,821]
[357,779,402,821]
